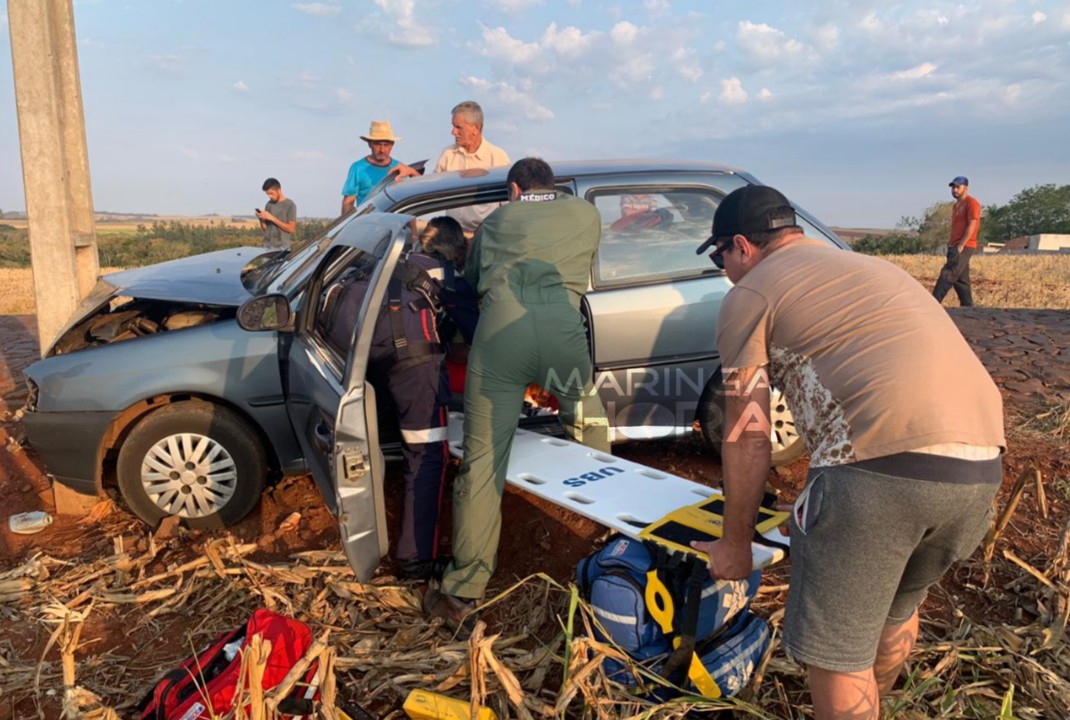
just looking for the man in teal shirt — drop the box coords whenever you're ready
[340,121,419,214]
[424,158,611,636]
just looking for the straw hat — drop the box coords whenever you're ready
[360,121,401,143]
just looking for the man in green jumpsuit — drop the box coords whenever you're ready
[424,158,610,635]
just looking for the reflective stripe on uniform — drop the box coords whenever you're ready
[401,426,449,444]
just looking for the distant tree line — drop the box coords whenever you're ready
[852,183,1070,255]
[0,219,332,269]
[0,224,30,267]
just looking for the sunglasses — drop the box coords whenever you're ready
[710,240,732,270]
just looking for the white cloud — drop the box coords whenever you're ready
[474,22,600,65]
[720,77,748,105]
[812,23,839,52]
[541,22,597,57]
[486,0,544,12]
[476,25,541,64]
[859,12,881,32]
[999,83,1022,104]
[147,54,185,74]
[461,76,554,120]
[609,52,656,88]
[233,80,250,93]
[373,0,436,46]
[292,150,324,160]
[293,71,319,90]
[758,88,773,100]
[643,0,669,14]
[335,88,355,104]
[673,48,703,82]
[610,21,640,46]
[893,62,937,80]
[1031,12,1046,24]
[737,20,814,69]
[293,3,342,17]
[980,17,1010,35]
[1061,12,1070,30]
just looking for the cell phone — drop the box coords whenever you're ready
[255,208,261,214]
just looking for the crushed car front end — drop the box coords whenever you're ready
[21,247,303,501]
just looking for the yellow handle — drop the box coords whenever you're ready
[644,570,675,635]
[645,570,722,699]
[686,653,722,698]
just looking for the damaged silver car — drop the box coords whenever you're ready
[22,161,847,579]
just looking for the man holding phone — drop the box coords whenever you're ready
[257,177,297,250]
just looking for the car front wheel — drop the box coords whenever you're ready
[116,401,266,529]
[697,368,805,467]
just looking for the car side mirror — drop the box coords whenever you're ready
[238,294,294,332]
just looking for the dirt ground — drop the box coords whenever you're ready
[1,309,1068,718]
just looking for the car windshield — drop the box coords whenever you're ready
[240,212,354,295]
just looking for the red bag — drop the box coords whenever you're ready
[136,609,319,720]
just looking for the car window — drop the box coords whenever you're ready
[300,241,388,381]
[407,183,574,227]
[273,214,355,295]
[590,187,722,287]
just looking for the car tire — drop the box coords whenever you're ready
[697,368,806,467]
[116,401,266,529]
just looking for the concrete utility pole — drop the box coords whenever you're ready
[9,0,100,355]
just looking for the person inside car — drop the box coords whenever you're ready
[609,193,672,232]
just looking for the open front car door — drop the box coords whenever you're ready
[285,213,413,581]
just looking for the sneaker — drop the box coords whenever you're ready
[398,557,452,582]
[423,585,479,639]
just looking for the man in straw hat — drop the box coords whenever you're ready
[691,184,1004,719]
[340,121,420,215]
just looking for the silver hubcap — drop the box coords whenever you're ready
[769,388,800,453]
[140,432,238,518]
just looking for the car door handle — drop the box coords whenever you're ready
[313,420,333,454]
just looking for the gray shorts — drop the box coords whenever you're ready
[781,464,996,672]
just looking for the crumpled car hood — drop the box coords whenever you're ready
[103,246,269,306]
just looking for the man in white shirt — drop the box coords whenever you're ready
[434,101,511,231]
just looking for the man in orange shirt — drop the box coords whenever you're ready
[933,176,981,307]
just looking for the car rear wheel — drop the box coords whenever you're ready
[697,368,806,467]
[116,401,266,529]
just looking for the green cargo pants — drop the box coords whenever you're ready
[442,298,610,599]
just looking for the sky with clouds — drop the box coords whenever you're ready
[2,0,1068,228]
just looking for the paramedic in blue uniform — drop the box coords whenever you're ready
[327,225,476,581]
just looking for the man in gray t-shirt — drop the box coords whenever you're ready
[257,177,297,250]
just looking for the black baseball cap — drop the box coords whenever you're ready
[696,185,797,255]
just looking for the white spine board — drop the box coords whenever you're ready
[446,412,788,569]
